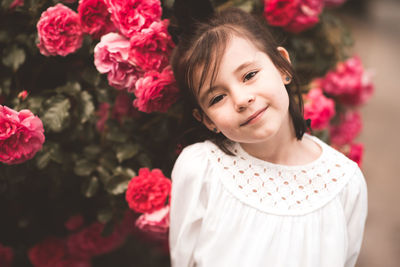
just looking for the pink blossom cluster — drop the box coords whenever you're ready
[28,212,134,267]
[263,0,325,33]
[0,105,45,165]
[303,87,335,130]
[125,168,171,240]
[317,55,374,106]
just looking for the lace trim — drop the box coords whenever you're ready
[207,139,355,215]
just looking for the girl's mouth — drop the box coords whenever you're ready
[240,106,268,127]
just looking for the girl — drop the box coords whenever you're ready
[169,8,367,267]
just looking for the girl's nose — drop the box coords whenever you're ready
[234,93,255,112]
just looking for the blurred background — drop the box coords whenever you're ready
[341,0,400,266]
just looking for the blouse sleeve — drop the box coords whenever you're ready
[169,143,211,267]
[341,165,368,267]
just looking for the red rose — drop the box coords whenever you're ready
[28,237,66,267]
[0,105,45,165]
[303,88,335,130]
[125,168,171,213]
[105,0,162,38]
[135,205,170,240]
[130,19,175,72]
[78,0,115,39]
[67,222,126,259]
[284,0,323,33]
[94,33,142,91]
[65,214,84,231]
[347,143,364,167]
[264,0,323,33]
[0,243,13,267]
[133,66,179,113]
[264,0,299,27]
[37,4,83,57]
[9,0,24,10]
[320,56,374,106]
[53,258,91,267]
[330,111,362,146]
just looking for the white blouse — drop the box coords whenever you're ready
[169,135,368,267]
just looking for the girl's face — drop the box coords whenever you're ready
[194,35,292,146]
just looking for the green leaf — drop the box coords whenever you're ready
[0,78,12,96]
[2,45,26,72]
[35,149,51,170]
[79,91,95,124]
[27,96,44,115]
[96,165,112,184]
[41,95,71,133]
[97,208,113,224]
[105,174,131,195]
[82,67,101,86]
[81,176,100,198]
[83,145,101,160]
[105,125,129,143]
[55,82,81,96]
[115,143,139,163]
[74,158,96,176]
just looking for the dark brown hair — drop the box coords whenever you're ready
[171,8,308,154]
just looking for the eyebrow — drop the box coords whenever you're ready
[198,60,257,105]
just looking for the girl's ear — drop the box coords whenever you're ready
[277,47,291,64]
[192,108,219,133]
[277,47,292,84]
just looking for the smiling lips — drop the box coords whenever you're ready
[240,106,269,126]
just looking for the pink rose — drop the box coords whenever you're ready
[17,90,28,100]
[94,33,141,91]
[130,20,175,72]
[28,237,66,267]
[105,0,162,38]
[37,4,83,57]
[67,221,126,259]
[264,0,299,27]
[125,168,171,213]
[65,214,85,231]
[136,205,170,240]
[264,0,323,33]
[319,56,374,106]
[324,0,346,7]
[303,88,335,130]
[0,105,45,165]
[95,102,110,132]
[133,66,179,113]
[285,0,323,33]
[330,111,362,146]
[0,243,13,267]
[78,0,115,39]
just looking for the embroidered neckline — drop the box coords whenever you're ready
[207,136,355,215]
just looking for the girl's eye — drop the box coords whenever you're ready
[210,94,225,106]
[243,71,258,82]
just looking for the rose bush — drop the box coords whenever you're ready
[133,66,179,113]
[125,168,171,213]
[303,88,335,130]
[94,33,141,91]
[0,105,45,165]
[105,0,162,38]
[78,0,115,39]
[36,4,83,56]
